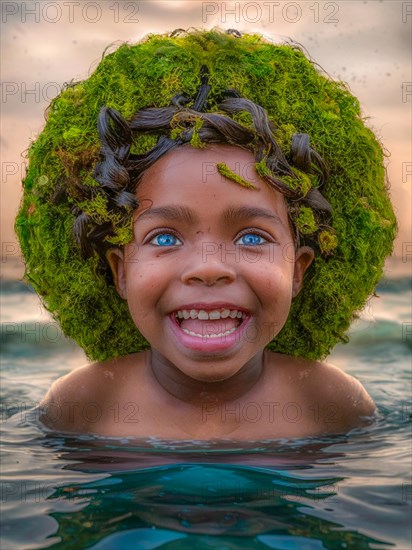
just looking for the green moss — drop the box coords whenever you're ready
[83,174,100,187]
[78,194,109,221]
[130,135,158,154]
[255,158,271,178]
[318,230,339,255]
[216,162,258,190]
[293,169,313,196]
[15,29,398,361]
[281,168,314,197]
[232,111,254,128]
[77,194,133,244]
[293,206,318,235]
[105,217,134,246]
[275,123,296,156]
[170,127,184,140]
[189,117,205,148]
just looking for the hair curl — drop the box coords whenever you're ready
[72,68,334,278]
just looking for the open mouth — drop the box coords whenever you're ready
[172,308,249,339]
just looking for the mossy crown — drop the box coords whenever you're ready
[15,28,397,361]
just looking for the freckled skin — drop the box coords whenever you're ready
[39,145,377,440]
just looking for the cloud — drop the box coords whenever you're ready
[1,0,410,257]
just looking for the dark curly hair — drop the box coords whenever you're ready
[72,65,333,277]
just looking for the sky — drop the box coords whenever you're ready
[1,0,411,271]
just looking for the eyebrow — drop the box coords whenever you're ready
[135,205,284,227]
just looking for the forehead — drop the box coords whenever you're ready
[137,144,288,216]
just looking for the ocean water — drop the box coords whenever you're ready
[1,258,411,550]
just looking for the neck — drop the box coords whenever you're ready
[147,349,267,407]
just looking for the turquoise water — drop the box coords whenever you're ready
[1,264,411,549]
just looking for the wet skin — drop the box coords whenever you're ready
[40,145,376,439]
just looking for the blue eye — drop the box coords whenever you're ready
[236,233,268,246]
[149,233,182,247]
[148,231,268,247]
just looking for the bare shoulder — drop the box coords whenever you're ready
[39,352,147,433]
[41,356,123,402]
[301,358,377,431]
[265,352,377,434]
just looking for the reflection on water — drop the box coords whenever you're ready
[3,421,393,549]
[1,270,411,549]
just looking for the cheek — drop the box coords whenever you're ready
[124,276,157,337]
[249,255,294,293]
[124,260,170,316]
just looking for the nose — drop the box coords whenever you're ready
[180,243,236,286]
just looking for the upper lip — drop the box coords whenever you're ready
[169,302,251,314]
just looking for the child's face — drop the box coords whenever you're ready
[108,144,314,382]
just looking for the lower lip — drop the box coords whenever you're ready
[167,313,253,353]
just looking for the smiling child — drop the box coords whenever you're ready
[16,29,397,440]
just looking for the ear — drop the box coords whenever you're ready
[106,248,127,299]
[292,246,315,298]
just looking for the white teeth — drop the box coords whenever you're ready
[197,310,209,320]
[181,326,238,338]
[208,310,221,320]
[175,308,248,320]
